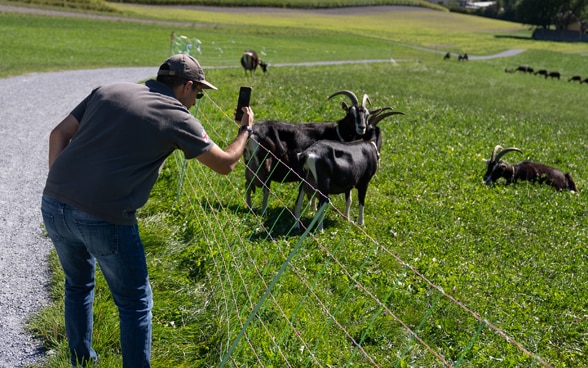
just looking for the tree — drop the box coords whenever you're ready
[517,0,561,29]
[516,0,588,29]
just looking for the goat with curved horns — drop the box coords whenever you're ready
[483,145,578,192]
[294,108,404,231]
[244,90,389,214]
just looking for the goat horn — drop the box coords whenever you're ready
[369,109,404,125]
[327,90,359,106]
[369,107,387,115]
[494,146,523,162]
[489,145,502,162]
[362,94,371,107]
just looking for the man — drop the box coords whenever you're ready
[41,54,254,367]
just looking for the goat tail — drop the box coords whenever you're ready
[565,173,579,193]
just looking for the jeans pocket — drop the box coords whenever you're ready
[74,217,119,257]
[41,197,60,241]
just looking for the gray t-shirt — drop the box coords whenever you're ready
[43,80,215,225]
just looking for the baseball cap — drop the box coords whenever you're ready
[157,54,218,90]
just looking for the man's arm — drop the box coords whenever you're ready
[196,106,254,175]
[48,114,79,169]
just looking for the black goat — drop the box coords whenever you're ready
[443,52,451,60]
[568,75,582,82]
[244,91,395,213]
[547,71,561,80]
[458,53,469,61]
[240,50,268,76]
[516,65,534,74]
[483,145,578,192]
[534,69,548,77]
[582,78,588,84]
[294,108,403,231]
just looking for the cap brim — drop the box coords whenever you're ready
[199,80,218,90]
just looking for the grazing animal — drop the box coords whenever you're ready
[458,53,469,61]
[534,69,548,77]
[444,52,451,60]
[244,91,396,213]
[240,50,268,76]
[516,65,534,74]
[483,145,578,192]
[568,75,582,82]
[547,71,561,80]
[582,78,588,84]
[294,108,403,231]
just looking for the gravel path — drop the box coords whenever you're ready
[0,67,155,367]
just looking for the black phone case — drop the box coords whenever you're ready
[235,86,252,121]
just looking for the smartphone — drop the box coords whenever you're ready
[235,86,252,121]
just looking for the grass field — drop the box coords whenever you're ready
[3,2,586,367]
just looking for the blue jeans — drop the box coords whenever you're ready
[41,196,152,367]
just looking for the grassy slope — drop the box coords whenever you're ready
[6,3,586,367]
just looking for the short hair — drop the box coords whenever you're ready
[157,75,198,91]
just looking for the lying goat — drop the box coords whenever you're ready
[245,90,389,213]
[240,50,268,76]
[483,145,578,192]
[294,108,404,231]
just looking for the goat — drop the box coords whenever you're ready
[568,75,582,82]
[582,78,588,84]
[547,71,561,80]
[240,50,268,76]
[483,145,578,192]
[294,108,404,231]
[516,65,534,74]
[458,53,469,61]
[443,52,451,60]
[534,69,548,77]
[245,90,391,213]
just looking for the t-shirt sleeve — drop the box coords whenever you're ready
[171,115,216,160]
[70,88,98,122]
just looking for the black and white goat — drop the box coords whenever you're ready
[240,50,268,76]
[244,91,391,213]
[483,145,578,192]
[294,108,403,231]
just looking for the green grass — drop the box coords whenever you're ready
[8,3,587,367]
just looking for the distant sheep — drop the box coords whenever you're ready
[240,50,268,76]
[483,145,578,192]
[516,65,534,74]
